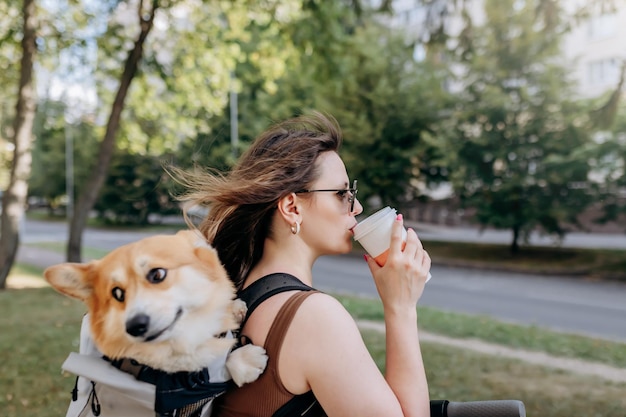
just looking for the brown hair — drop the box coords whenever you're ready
[177,111,342,288]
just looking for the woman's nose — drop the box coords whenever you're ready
[352,198,363,216]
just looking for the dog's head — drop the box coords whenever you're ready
[44,230,238,366]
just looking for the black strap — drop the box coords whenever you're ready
[105,356,233,415]
[237,273,326,417]
[238,273,316,328]
[273,390,326,417]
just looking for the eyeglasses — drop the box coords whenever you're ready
[296,180,358,213]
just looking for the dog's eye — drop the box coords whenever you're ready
[112,287,125,302]
[147,268,167,283]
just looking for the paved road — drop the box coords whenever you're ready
[313,256,626,343]
[16,219,626,343]
[411,223,626,250]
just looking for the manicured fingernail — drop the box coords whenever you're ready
[396,214,403,221]
[363,254,368,261]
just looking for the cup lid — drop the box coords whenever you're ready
[353,206,395,241]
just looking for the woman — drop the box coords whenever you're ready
[180,112,431,417]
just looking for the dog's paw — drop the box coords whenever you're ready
[226,344,268,387]
[232,299,248,324]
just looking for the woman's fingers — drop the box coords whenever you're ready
[404,227,421,256]
[384,213,431,282]
[389,216,426,265]
[388,214,405,253]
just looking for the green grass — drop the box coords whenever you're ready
[335,294,626,368]
[421,240,626,281]
[2,264,626,417]
[364,329,626,417]
[0,287,86,416]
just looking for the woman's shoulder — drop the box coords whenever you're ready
[291,292,362,338]
[299,291,350,314]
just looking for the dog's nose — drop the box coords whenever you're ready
[126,314,150,337]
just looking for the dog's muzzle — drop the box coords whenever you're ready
[126,308,183,341]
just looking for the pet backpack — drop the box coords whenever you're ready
[61,273,313,417]
[62,315,232,417]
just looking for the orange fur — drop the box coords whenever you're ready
[44,230,266,381]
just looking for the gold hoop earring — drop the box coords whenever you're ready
[290,221,300,235]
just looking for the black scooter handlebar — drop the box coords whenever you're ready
[431,399,526,417]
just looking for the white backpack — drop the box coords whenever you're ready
[62,315,231,417]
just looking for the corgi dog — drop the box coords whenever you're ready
[44,230,267,388]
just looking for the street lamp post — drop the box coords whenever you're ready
[64,97,74,220]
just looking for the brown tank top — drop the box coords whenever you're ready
[213,291,326,417]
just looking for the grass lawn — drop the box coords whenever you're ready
[421,240,626,281]
[364,329,626,417]
[336,294,626,368]
[2,266,625,417]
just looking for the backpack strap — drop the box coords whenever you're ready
[238,273,316,328]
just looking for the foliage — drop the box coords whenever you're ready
[29,98,100,212]
[593,103,626,229]
[0,0,39,289]
[332,25,452,211]
[200,3,452,212]
[9,0,624,236]
[443,0,597,252]
[0,2,21,168]
[94,151,180,224]
[94,0,304,157]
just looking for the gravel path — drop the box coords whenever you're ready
[357,320,626,384]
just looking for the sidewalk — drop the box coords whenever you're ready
[16,245,69,270]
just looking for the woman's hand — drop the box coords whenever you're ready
[363,214,431,417]
[364,214,431,313]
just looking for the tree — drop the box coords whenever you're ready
[202,2,451,212]
[67,0,160,262]
[94,151,179,224]
[29,98,100,213]
[0,2,22,175]
[0,0,38,288]
[445,0,597,253]
[591,94,626,230]
[326,29,450,211]
[65,0,312,260]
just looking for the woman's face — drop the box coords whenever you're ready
[300,151,363,256]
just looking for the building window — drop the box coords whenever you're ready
[587,58,620,85]
[587,12,617,40]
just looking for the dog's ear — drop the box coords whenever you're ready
[44,263,94,302]
[176,229,204,244]
[192,244,223,271]
[177,229,226,275]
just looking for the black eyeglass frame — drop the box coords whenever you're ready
[296,180,358,212]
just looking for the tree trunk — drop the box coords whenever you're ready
[0,0,38,289]
[510,224,520,255]
[66,0,159,262]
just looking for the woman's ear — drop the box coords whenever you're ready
[277,192,301,225]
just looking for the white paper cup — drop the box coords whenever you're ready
[353,206,431,282]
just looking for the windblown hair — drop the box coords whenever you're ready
[176,111,342,288]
